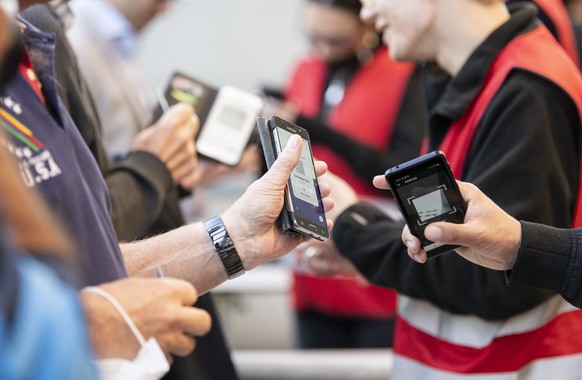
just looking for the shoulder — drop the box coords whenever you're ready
[492,69,579,122]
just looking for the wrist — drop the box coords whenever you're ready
[221,209,259,271]
[204,215,245,279]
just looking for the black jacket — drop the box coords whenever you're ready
[333,4,581,320]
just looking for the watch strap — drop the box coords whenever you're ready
[204,216,245,280]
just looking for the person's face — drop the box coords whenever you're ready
[360,0,437,62]
[303,2,367,64]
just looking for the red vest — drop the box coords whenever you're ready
[286,47,414,318]
[398,26,582,378]
[532,0,580,67]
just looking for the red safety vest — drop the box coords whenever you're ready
[285,47,414,318]
[532,0,580,67]
[398,26,582,378]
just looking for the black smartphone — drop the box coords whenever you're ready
[268,115,329,241]
[385,151,466,258]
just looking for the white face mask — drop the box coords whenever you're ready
[95,338,170,380]
[0,0,18,18]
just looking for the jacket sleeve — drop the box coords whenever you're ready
[295,67,425,184]
[21,5,177,241]
[508,222,582,309]
[334,71,581,320]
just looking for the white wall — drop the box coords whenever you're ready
[137,0,309,93]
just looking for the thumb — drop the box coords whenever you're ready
[264,135,302,188]
[424,222,467,247]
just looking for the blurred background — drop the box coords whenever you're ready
[136,3,394,379]
[140,0,305,353]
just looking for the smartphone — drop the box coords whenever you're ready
[268,115,329,241]
[385,151,466,258]
[196,85,264,166]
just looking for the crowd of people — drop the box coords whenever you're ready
[2,0,582,379]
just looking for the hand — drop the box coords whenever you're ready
[82,278,211,361]
[294,240,361,278]
[320,169,358,220]
[401,181,522,270]
[221,135,334,270]
[132,103,199,189]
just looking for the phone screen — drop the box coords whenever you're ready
[273,122,328,239]
[387,152,465,256]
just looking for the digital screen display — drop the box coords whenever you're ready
[275,127,326,228]
[391,160,463,252]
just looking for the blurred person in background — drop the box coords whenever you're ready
[304,0,582,378]
[4,1,334,378]
[0,5,210,379]
[63,0,243,378]
[508,0,580,66]
[264,0,425,349]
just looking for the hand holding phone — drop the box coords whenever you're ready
[257,116,329,241]
[385,151,466,258]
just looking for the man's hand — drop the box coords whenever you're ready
[132,103,199,189]
[294,240,361,279]
[221,135,334,270]
[82,278,211,361]
[400,181,522,270]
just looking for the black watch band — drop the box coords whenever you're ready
[204,216,245,280]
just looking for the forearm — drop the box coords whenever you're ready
[107,151,173,241]
[121,222,227,295]
[121,206,272,295]
[509,222,582,308]
[334,203,553,319]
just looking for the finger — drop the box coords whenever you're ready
[373,175,389,190]
[314,160,328,177]
[327,219,334,231]
[161,103,197,128]
[321,197,334,213]
[165,143,197,173]
[424,222,466,246]
[171,162,198,186]
[408,248,427,264]
[159,126,197,163]
[262,135,302,189]
[166,333,196,357]
[165,278,198,306]
[177,307,212,337]
[318,181,331,198]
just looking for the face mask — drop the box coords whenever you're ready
[95,338,170,380]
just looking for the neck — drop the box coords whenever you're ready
[434,1,510,76]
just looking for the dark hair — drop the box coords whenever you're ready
[307,0,362,15]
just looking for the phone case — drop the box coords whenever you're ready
[256,117,297,235]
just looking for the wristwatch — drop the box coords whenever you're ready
[204,216,245,280]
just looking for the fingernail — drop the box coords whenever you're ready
[425,226,442,240]
[412,253,423,263]
[406,241,414,251]
[287,134,300,149]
